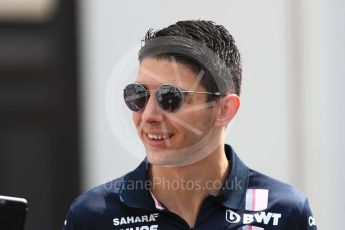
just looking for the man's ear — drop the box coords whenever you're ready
[214,94,240,127]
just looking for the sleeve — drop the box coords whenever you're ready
[63,207,78,230]
[297,199,317,230]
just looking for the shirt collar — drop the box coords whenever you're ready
[119,159,156,210]
[119,144,249,210]
[214,144,249,210]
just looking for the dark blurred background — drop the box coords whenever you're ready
[0,0,80,229]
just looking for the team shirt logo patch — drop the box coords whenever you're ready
[113,213,159,230]
[308,216,316,227]
[225,210,282,226]
[225,188,282,228]
[245,189,269,211]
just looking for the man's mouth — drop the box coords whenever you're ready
[147,133,170,140]
[144,132,175,143]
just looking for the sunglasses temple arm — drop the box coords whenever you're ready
[182,91,222,96]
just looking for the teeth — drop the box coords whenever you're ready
[147,133,169,140]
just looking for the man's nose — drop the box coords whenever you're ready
[141,94,164,123]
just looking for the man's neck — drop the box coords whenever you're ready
[148,144,230,228]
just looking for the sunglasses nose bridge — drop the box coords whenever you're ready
[141,90,164,122]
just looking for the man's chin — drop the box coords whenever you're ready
[145,148,183,166]
[144,145,214,167]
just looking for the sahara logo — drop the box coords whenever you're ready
[226,209,282,226]
[113,213,159,226]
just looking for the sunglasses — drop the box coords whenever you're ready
[123,83,222,113]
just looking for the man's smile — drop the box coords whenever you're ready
[143,130,175,146]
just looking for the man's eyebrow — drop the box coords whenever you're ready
[135,82,186,90]
[134,81,151,86]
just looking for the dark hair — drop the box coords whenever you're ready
[139,20,242,98]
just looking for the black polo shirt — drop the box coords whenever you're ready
[63,145,317,229]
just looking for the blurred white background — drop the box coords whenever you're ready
[78,0,345,228]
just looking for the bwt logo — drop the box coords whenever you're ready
[226,209,282,226]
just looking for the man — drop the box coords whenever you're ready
[64,20,317,229]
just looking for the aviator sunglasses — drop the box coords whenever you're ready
[123,83,222,113]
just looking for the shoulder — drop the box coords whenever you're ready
[68,176,127,220]
[248,169,307,212]
[64,176,133,229]
[247,169,317,229]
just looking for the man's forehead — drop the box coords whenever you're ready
[136,66,173,85]
[137,58,204,89]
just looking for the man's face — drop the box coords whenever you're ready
[132,57,220,166]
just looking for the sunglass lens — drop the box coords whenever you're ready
[124,84,147,111]
[156,85,183,112]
